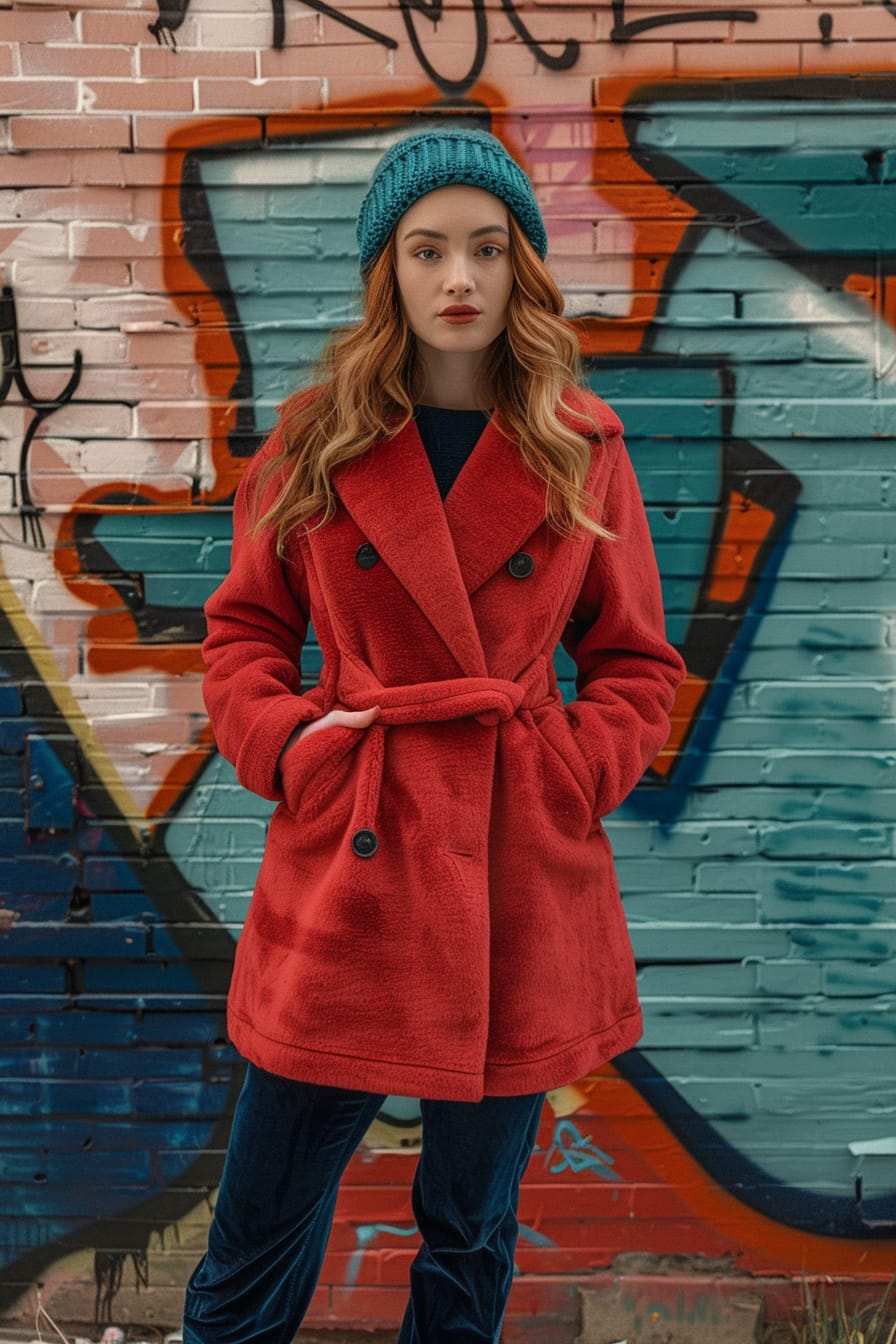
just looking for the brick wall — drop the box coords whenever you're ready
[1,0,895,1331]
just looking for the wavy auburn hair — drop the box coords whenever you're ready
[251,214,612,551]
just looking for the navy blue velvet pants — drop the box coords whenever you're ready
[182,1063,546,1344]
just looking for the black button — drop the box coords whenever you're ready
[351,828,379,858]
[355,542,379,569]
[507,551,534,579]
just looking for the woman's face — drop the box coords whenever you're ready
[393,185,514,361]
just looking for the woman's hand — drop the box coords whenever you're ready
[300,704,381,740]
[279,704,381,766]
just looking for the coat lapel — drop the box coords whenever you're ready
[444,414,549,594]
[333,420,488,677]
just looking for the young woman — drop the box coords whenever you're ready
[184,127,686,1344]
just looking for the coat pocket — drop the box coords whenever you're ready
[280,723,363,819]
[532,704,598,823]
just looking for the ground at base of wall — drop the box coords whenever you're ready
[2,1270,893,1344]
[0,1335,396,1344]
[0,1335,400,1344]
[0,1333,398,1344]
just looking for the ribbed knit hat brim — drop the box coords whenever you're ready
[357,129,548,268]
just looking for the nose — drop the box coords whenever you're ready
[443,254,474,295]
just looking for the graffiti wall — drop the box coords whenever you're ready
[1,0,895,1330]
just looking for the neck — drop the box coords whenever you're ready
[417,345,490,411]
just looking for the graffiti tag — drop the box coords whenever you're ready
[149,0,763,92]
[0,284,82,549]
[543,1119,623,1181]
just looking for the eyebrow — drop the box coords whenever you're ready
[401,225,510,242]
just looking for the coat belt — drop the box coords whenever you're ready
[334,657,555,852]
[339,657,552,727]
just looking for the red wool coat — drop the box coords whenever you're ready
[202,391,686,1101]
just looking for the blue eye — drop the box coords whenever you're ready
[478,244,503,258]
[415,247,440,261]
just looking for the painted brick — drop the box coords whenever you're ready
[0,1078,130,1116]
[8,297,76,331]
[131,113,240,151]
[19,45,136,78]
[260,40,392,78]
[196,10,296,46]
[9,115,133,151]
[196,76,327,111]
[645,821,759,858]
[628,894,759,925]
[1,10,77,41]
[135,401,216,438]
[9,258,131,293]
[12,186,135,223]
[758,823,891,859]
[822,960,896,996]
[76,293,191,328]
[638,1010,756,1048]
[801,41,896,73]
[69,220,167,257]
[0,154,76,188]
[78,9,177,43]
[758,1005,896,1049]
[759,862,893,924]
[4,923,148,957]
[757,961,823,996]
[138,47,258,78]
[82,79,195,113]
[32,401,133,437]
[0,221,67,257]
[630,926,791,961]
[3,80,79,112]
[789,926,896,961]
[614,858,695,891]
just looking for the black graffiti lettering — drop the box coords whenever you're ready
[148,0,190,47]
[500,0,579,70]
[398,0,487,96]
[150,0,584,87]
[393,0,581,90]
[150,0,892,78]
[611,0,758,41]
[0,285,82,550]
[151,0,399,51]
[294,0,398,49]
[94,1251,149,1325]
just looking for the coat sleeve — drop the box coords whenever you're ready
[201,429,326,802]
[561,427,687,817]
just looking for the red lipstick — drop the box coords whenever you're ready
[439,305,480,324]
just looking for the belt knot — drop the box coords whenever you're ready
[333,657,553,857]
[338,659,551,728]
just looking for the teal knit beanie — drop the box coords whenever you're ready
[357,128,548,269]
